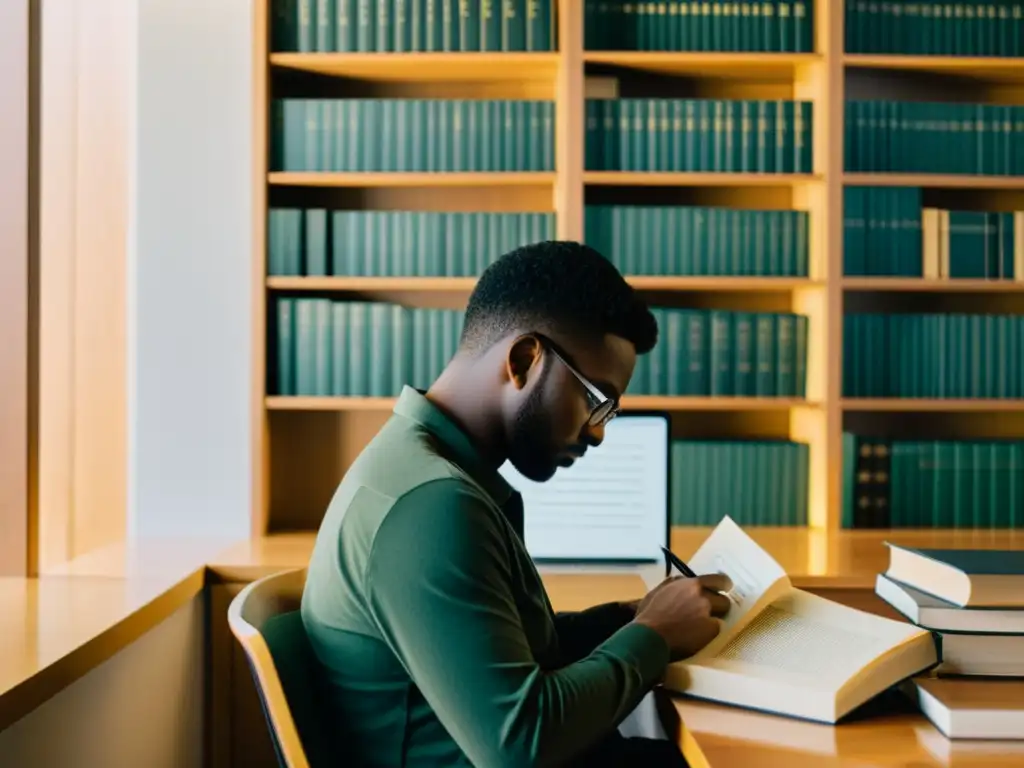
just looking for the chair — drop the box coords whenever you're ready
[227,568,330,768]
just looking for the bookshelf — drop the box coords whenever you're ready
[253,0,1024,539]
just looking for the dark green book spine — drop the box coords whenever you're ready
[316,0,336,50]
[356,0,375,49]
[276,298,295,395]
[460,0,479,49]
[394,0,411,49]
[526,0,552,49]
[502,0,526,50]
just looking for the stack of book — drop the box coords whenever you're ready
[875,545,1024,739]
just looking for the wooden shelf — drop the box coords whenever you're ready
[267,276,477,292]
[843,399,1024,413]
[269,51,560,82]
[266,396,821,412]
[583,51,821,80]
[624,396,821,411]
[843,278,1024,292]
[843,173,1024,189]
[266,276,824,292]
[250,2,1024,539]
[268,172,556,187]
[844,54,1024,83]
[584,172,822,187]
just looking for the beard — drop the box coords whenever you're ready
[507,383,559,483]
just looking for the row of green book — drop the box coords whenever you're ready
[272,299,810,398]
[845,1,1024,57]
[920,208,1023,281]
[584,0,813,53]
[843,187,922,277]
[585,99,813,173]
[844,187,1024,280]
[274,300,464,396]
[584,204,809,277]
[843,434,1024,530]
[272,99,554,173]
[268,209,554,276]
[271,0,555,52]
[628,308,808,398]
[670,440,809,527]
[845,101,1024,176]
[844,313,1024,399]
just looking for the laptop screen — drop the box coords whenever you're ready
[498,412,670,563]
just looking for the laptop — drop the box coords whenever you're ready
[499,411,671,566]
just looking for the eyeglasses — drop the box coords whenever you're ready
[541,339,621,427]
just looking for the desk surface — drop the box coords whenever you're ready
[40,526,1024,587]
[667,695,1024,768]
[6,527,1024,762]
[0,569,205,732]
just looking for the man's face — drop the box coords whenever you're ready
[505,332,636,482]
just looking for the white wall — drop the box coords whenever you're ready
[129,0,255,538]
[0,597,205,767]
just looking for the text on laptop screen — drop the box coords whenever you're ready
[498,413,669,562]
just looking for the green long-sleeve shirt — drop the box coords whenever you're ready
[300,387,670,767]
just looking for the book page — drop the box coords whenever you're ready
[702,589,925,687]
[686,517,792,656]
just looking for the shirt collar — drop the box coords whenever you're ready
[393,386,516,509]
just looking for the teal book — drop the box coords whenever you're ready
[268,208,303,275]
[775,313,795,396]
[313,299,333,396]
[272,0,299,51]
[502,0,526,50]
[425,0,441,51]
[304,209,329,276]
[346,302,368,396]
[683,311,708,395]
[275,298,295,395]
[390,305,411,393]
[297,0,315,51]
[316,0,336,50]
[459,0,478,50]
[410,309,430,389]
[526,0,551,50]
[394,0,411,50]
[709,311,732,395]
[356,0,375,50]
[794,314,808,398]
[481,0,501,50]
[884,544,1024,608]
[331,303,350,395]
[336,0,356,50]
[442,0,459,50]
[733,312,755,396]
[294,299,317,395]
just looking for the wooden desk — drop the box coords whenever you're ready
[664,695,1024,768]
[659,587,1024,768]
[7,529,1024,765]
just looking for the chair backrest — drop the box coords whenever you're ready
[227,568,330,768]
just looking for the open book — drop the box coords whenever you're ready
[661,517,938,724]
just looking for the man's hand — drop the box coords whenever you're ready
[621,574,727,615]
[632,574,734,660]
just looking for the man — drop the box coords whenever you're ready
[301,241,732,767]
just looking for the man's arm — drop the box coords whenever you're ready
[552,603,638,666]
[365,479,669,768]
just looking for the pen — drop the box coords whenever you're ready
[659,546,740,605]
[659,545,697,578]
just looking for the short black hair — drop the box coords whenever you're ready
[460,240,658,355]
